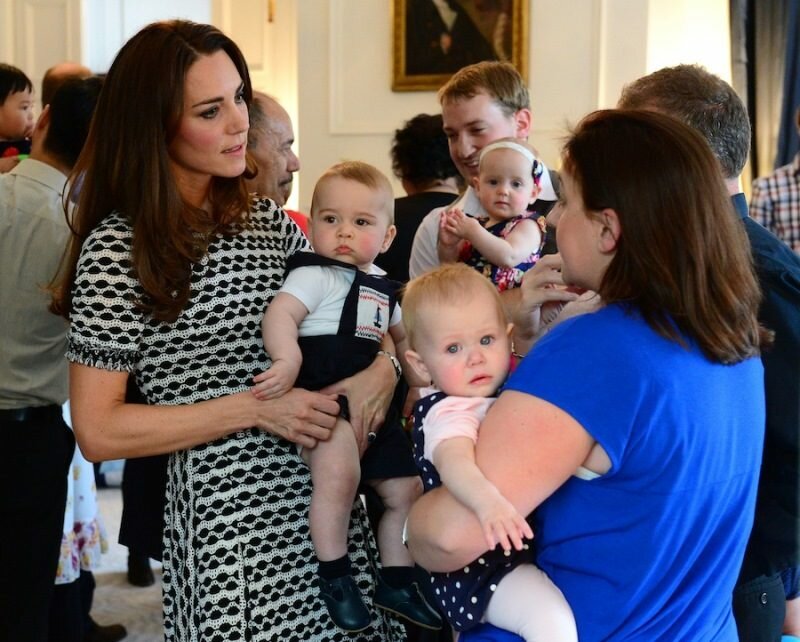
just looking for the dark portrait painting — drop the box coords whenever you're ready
[393,0,528,91]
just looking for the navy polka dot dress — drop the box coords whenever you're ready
[412,391,534,632]
[66,199,404,642]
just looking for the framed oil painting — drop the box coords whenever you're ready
[392,0,529,92]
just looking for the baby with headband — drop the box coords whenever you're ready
[438,138,546,292]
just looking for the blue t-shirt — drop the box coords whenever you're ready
[500,304,764,641]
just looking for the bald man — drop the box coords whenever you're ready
[246,92,300,206]
[246,92,307,234]
[41,62,92,107]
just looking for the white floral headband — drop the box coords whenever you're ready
[478,141,543,186]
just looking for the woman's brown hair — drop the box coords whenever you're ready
[562,109,769,364]
[51,20,255,322]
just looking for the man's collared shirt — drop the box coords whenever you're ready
[750,153,800,254]
[0,159,71,408]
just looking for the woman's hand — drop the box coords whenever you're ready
[321,354,396,455]
[403,385,425,421]
[251,388,340,449]
[514,254,581,347]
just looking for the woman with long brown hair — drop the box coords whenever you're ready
[52,20,403,642]
[407,109,770,641]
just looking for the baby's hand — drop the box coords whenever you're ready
[444,208,478,239]
[252,360,299,400]
[474,493,534,553]
[438,209,463,248]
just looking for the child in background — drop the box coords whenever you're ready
[254,161,441,633]
[403,263,582,641]
[0,63,34,161]
[438,139,545,292]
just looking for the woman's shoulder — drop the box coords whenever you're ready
[81,211,134,254]
[529,304,647,364]
[250,194,280,215]
[248,195,308,236]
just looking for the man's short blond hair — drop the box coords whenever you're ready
[311,160,394,224]
[402,264,505,350]
[437,61,529,117]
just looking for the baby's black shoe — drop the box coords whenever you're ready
[373,576,443,630]
[317,574,371,632]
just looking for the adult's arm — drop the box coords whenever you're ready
[69,363,340,462]
[321,341,398,453]
[406,389,594,572]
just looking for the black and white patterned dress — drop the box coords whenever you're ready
[66,198,404,642]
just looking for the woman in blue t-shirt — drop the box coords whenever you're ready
[406,109,772,641]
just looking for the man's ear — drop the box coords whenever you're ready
[514,107,533,140]
[597,208,621,253]
[514,108,532,139]
[34,104,51,134]
[381,223,397,253]
[404,349,431,385]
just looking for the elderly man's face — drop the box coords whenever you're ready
[247,103,299,206]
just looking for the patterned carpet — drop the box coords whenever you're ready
[94,487,163,642]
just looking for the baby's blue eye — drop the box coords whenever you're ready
[480,335,494,345]
[446,344,459,354]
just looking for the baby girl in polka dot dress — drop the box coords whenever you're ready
[403,264,578,641]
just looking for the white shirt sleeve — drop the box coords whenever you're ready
[280,265,328,313]
[408,208,444,279]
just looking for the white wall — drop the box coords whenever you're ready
[293,0,731,211]
[81,0,211,73]
[1,0,731,210]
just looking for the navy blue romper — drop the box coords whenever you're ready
[286,252,417,479]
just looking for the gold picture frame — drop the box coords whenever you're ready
[392,0,529,92]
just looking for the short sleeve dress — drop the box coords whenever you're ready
[66,197,404,642]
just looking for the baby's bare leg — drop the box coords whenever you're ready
[367,476,442,630]
[484,564,577,642]
[366,476,422,567]
[304,417,360,561]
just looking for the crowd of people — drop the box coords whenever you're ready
[1,16,799,642]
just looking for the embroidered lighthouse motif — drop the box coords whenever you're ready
[356,286,390,342]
